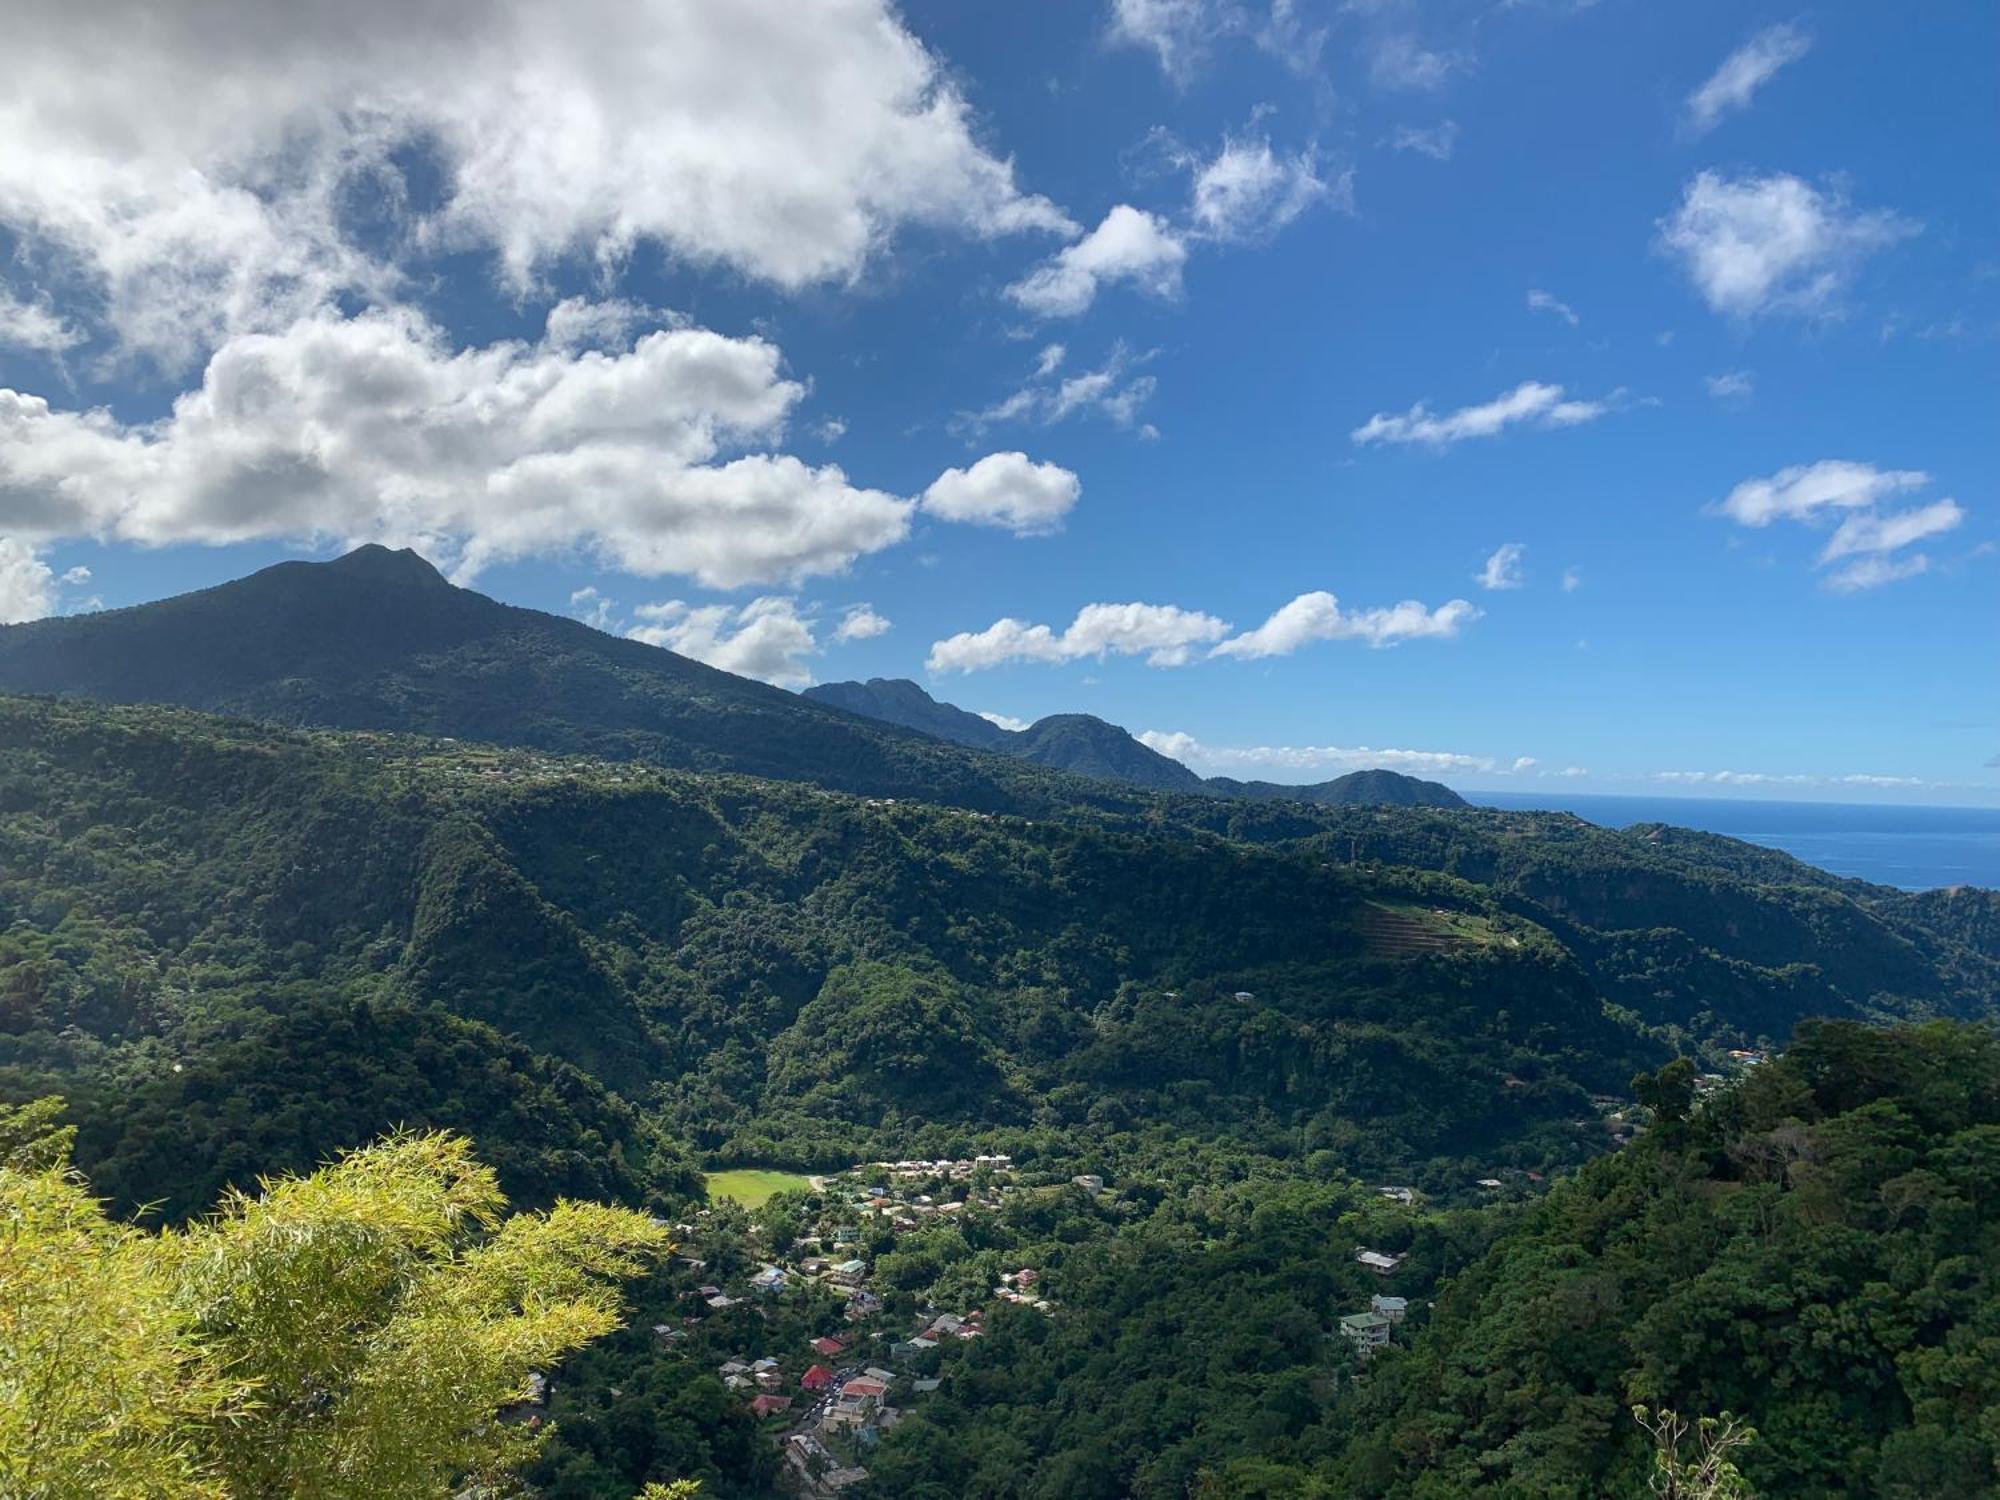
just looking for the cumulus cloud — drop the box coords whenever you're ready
[1710,460,1965,591]
[921,453,1082,536]
[1189,138,1342,242]
[979,710,1030,732]
[626,595,818,688]
[1684,23,1812,136]
[1006,205,1188,318]
[1657,171,1918,319]
[834,604,891,643]
[1561,567,1582,593]
[1,0,1070,369]
[1351,380,1615,447]
[0,303,918,587]
[1033,343,1067,378]
[927,601,1232,672]
[1385,121,1458,161]
[1137,729,1510,780]
[1477,543,1527,590]
[0,538,59,623]
[1705,370,1754,400]
[1210,590,1479,656]
[1526,289,1578,327]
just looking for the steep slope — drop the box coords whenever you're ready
[1331,1022,2000,1498]
[4,697,1994,1181]
[807,676,1468,808]
[0,696,1655,1181]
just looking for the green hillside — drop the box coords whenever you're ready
[5,692,1997,1498]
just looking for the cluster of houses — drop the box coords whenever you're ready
[653,1161,1069,1491]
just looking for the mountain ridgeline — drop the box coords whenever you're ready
[804,677,1467,807]
[0,546,1455,813]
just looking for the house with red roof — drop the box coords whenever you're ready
[801,1364,836,1391]
[811,1336,847,1358]
[750,1393,793,1419]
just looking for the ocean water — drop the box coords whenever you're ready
[1468,791,2000,892]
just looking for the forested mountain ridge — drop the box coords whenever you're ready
[2,693,1992,1202]
[0,548,1453,815]
[805,676,1469,807]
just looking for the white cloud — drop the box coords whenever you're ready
[1713,461,1929,527]
[927,601,1231,673]
[1371,35,1467,92]
[1822,554,1932,593]
[569,585,619,631]
[0,290,85,354]
[1189,138,1341,242]
[1,0,1071,369]
[1655,767,1929,789]
[834,603,891,643]
[812,418,847,444]
[1385,121,1458,161]
[1006,205,1188,318]
[1351,380,1614,447]
[0,303,915,587]
[1034,343,1067,377]
[1705,370,1754,400]
[1658,171,1918,319]
[1138,729,1506,780]
[1107,0,1324,81]
[1210,590,1479,656]
[1819,499,1963,565]
[1561,567,1581,592]
[626,595,817,688]
[1711,460,1966,592]
[963,344,1159,436]
[1477,542,1527,590]
[921,453,1082,536]
[979,710,1030,732]
[1526,289,1578,326]
[1107,0,1213,80]
[0,538,59,623]
[1684,23,1812,136]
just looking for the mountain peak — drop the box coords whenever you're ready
[322,544,452,587]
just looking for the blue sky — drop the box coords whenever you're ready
[1,0,1993,802]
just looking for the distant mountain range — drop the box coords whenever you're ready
[805,677,1466,808]
[0,547,1460,810]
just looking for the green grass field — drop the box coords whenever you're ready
[704,1168,813,1208]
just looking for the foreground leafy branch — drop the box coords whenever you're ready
[0,1099,670,1499]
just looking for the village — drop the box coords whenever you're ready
[647,1155,1061,1496]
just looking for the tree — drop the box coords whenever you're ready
[1634,1406,1757,1500]
[0,1100,669,1499]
